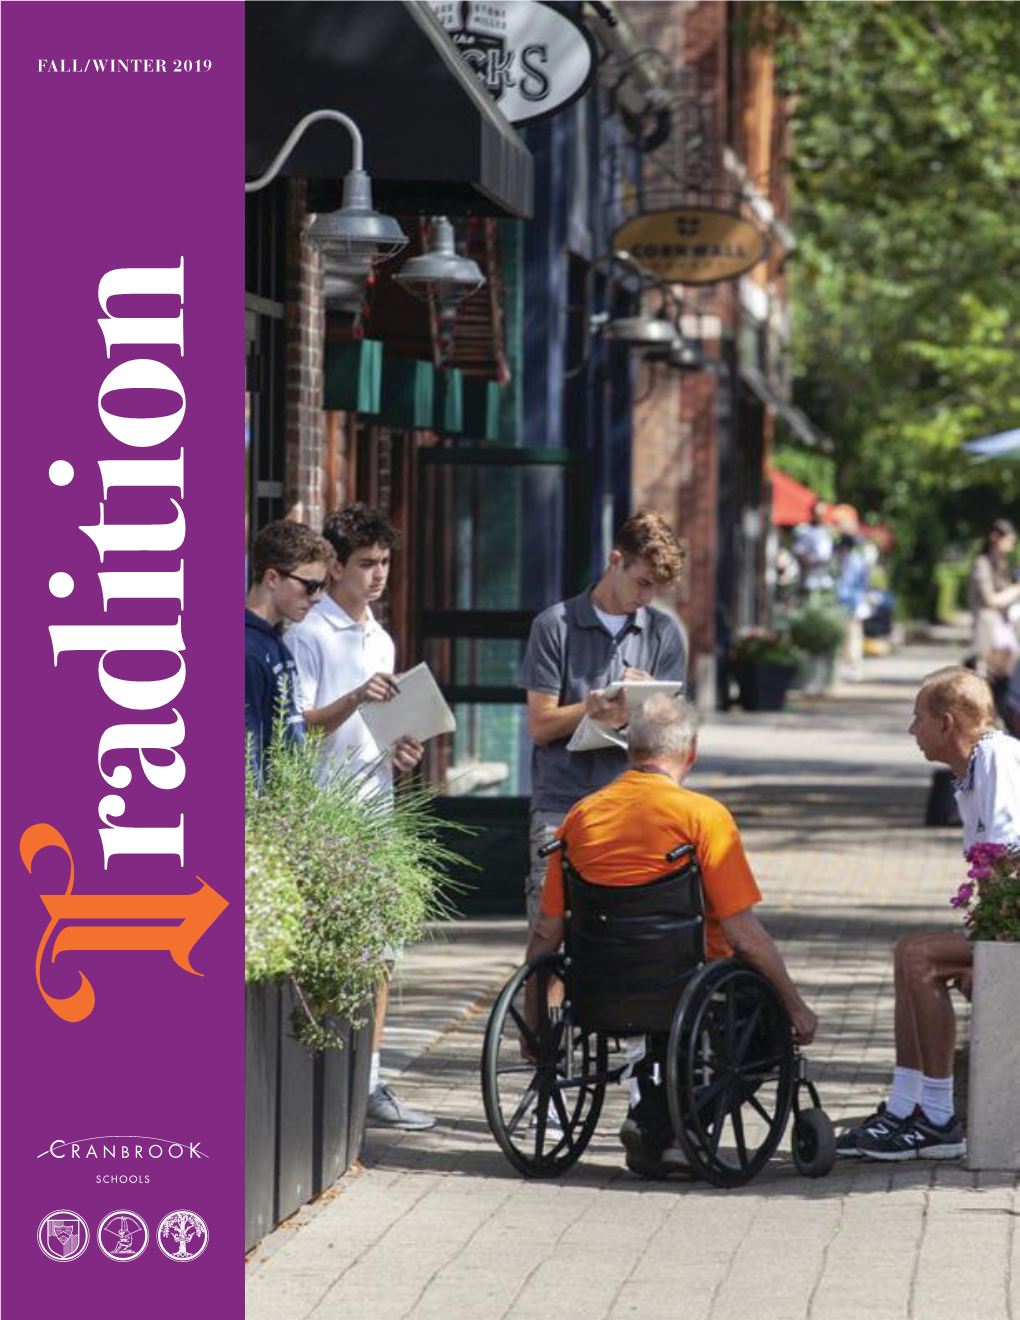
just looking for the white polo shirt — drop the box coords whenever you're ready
[287,593,396,796]
[952,730,1020,852]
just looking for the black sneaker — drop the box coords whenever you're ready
[835,1103,907,1157]
[857,1110,965,1161]
[619,1118,665,1179]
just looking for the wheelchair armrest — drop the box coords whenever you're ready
[537,838,563,860]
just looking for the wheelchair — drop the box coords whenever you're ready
[481,840,836,1188]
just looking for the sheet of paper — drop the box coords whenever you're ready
[358,661,456,748]
[567,716,628,753]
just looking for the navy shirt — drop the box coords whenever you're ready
[518,590,686,812]
[245,610,303,780]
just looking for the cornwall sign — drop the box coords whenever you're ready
[427,1,597,127]
[613,208,769,285]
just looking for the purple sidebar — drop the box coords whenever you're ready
[1,4,242,1314]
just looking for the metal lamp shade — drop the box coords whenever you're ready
[602,315,679,348]
[392,217,485,305]
[308,168,409,267]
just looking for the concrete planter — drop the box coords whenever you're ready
[967,940,1020,1171]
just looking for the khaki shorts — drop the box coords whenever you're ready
[525,809,566,930]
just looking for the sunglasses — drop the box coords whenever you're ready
[280,570,326,596]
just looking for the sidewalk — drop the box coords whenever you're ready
[246,644,1019,1320]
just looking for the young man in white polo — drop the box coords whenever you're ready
[287,504,433,1131]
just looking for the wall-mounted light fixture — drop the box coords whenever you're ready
[392,216,486,363]
[245,110,409,267]
[393,216,485,308]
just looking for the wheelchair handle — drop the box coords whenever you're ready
[537,838,563,860]
[665,842,695,865]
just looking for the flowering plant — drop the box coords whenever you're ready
[732,628,800,666]
[949,843,1020,942]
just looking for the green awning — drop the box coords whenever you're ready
[379,355,435,430]
[323,339,382,413]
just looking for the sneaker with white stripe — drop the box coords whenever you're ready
[857,1110,964,1161]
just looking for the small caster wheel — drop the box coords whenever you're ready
[792,1108,836,1178]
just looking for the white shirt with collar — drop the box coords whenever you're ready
[952,729,1020,852]
[286,593,396,796]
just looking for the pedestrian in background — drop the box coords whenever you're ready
[835,528,870,681]
[792,501,835,597]
[968,518,1020,685]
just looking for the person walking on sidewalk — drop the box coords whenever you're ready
[287,504,434,1132]
[839,667,1020,1161]
[525,694,818,1178]
[519,512,686,931]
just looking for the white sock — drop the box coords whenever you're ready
[886,1066,923,1118]
[920,1075,954,1126]
[369,1052,381,1094]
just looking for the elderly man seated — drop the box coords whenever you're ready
[838,667,1020,1161]
[525,694,817,1178]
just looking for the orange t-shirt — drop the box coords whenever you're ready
[540,768,761,958]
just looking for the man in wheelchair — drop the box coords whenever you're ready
[523,694,818,1178]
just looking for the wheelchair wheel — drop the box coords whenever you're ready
[666,960,795,1188]
[792,1107,836,1178]
[482,952,606,1178]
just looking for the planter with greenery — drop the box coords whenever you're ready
[731,631,801,711]
[785,603,846,693]
[952,844,1020,1170]
[244,722,461,1248]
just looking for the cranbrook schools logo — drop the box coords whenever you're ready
[157,1209,208,1261]
[38,1210,89,1262]
[97,1210,148,1262]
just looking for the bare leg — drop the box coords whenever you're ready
[893,931,971,1078]
[373,969,391,1054]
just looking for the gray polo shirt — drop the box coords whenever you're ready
[519,589,686,813]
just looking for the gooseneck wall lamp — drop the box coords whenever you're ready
[244,110,409,267]
[393,215,487,363]
[392,216,485,310]
[565,249,679,377]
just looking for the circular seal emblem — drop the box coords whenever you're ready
[157,1210,208,1261]
[97,1210,148,1262]
[38,1209,89,1262]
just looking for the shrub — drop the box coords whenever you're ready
[245,718,463,1051]
[785,602,847,656]
[244,819,302,983]
[732,629,801,666]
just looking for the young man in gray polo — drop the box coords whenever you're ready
[519,511,687,928]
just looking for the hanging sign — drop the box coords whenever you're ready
[426,1,596,127]
[613,208,769,284]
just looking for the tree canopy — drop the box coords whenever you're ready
[772,0,1019,612]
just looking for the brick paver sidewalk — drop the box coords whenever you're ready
[247,645,1019,1320]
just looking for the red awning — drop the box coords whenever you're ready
[771,469,819,526]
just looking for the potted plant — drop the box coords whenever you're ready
[731,630,801,711]
[785,603,847,694]
[950,843,1020,1171]
[244,720,462,1245]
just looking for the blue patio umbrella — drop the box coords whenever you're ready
[963,427,1020,460]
